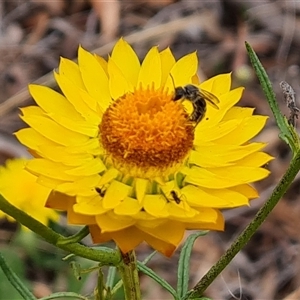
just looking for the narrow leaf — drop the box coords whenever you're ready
[0,252,36,300]
[177,231,208,297]
[137,261,178,299]
[245,42,300,153]
[39,292,88,299]
[106,266,116,288]
[141,250,157,265]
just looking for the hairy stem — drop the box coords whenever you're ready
[118,250,141,300]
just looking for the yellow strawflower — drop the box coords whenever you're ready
[0,159,58,226]
[15,39,272,256]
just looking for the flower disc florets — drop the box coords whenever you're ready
[100,86,194,178]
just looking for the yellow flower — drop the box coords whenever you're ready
[15,39,272,256]
[0,159,58,226]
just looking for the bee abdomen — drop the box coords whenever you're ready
[190,98,206,123]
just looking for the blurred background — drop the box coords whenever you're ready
[0,0,299,299]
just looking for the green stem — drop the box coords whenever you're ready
[0,252,36,300]
[95,268,105,300]
[0,195,120,265]
[118,250,141,300]
[186,150,300,299]
[57,226,90,245]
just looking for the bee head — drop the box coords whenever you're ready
[173,84,200,101]
[173,87,185,100]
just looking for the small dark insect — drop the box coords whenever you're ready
[280,81,300,126]
[173,84,219,125]
[170,190,181,204]
[95,187,106,197]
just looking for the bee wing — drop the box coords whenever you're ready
[199,89,219,109]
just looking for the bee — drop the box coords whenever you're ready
[170,190,181,204]
[173,84,219,125]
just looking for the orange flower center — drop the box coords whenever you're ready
[99,86,194,177]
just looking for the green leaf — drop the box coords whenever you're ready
[177,231,208,298]
[0,251,36,300]
[110,279,123,299]
[39,292,89,299]
[106,266,116,288]
[245,42,300,153]
[141,250,157,265]
[137,261,178,299]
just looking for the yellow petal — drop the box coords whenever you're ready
[56,175,101,196]
[135,178,149,203]
[66,138,104,155]
[143,232,177,257]
[38,175,65,189]
[46,191,74,210]
[98,168,120,186]
[184,207,222,225]
[108,58,133,100]
[235,152,274,167]
[201,187,249,208]
[169,52,198,86]
[110,226,144,253]
[214,116,268,145]
[229,184,258,199]
[58,57,85,89]
[182,166,243,188]
[184,209,224,231]
[114,197,143,216]
[111,38,140,86]
[167,202,197,219]
[182,185,248,208]
[29,85,84,121]
[160,47,176,87]
[143,194,169,217]
[208,166,270,183]
[200,73,232,96]
[65,159,106,176]
[137,47,161,89]
[89,225,111,243]
[78,46,111,111]
[134,213,165,228]
[73,195,107,215]
[27,159,78,181]
[96,212,135,232]
[223,106,255,120]
[0,159,55,225]
[15,128,58,151]
[37,144,93,166]
[94,55,108,75]
[102,180,132,209]
[20,109,89,146]
[195,119,242,144]
[67,208,96,225]
[54,72,100,124]
[197,87,244,130]
[190,143,267,168]
[138,220,185,248]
